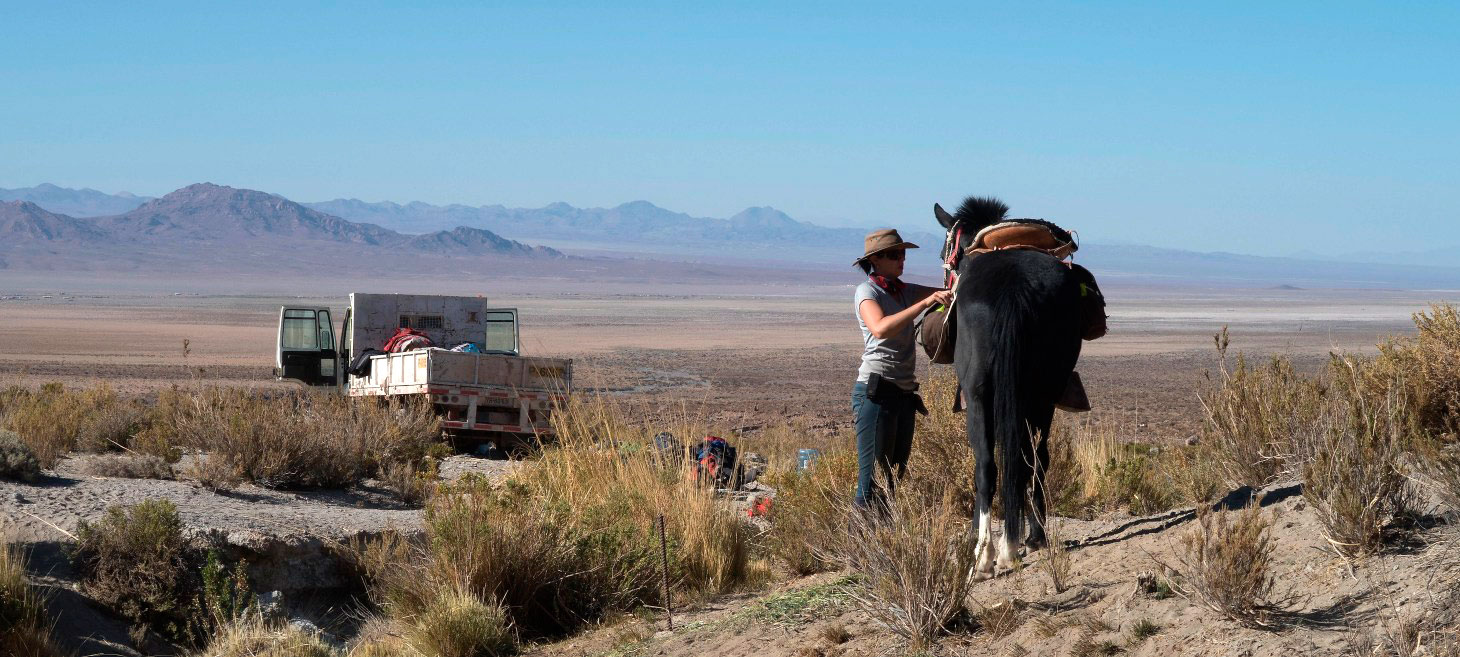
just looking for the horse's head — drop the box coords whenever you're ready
[934,196,1009,264]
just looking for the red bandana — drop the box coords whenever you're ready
[870,274,905,295]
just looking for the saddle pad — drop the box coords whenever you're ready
[971,221,1077,259]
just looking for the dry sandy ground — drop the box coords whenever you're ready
[524,486,1460,657]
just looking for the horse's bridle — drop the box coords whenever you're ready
[940,224,965,290]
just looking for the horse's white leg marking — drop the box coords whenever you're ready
[974,506,995,575]
[997,521,1021,571]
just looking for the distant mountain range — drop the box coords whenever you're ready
[303,197,944,258]
[0,183,153,217]
[4,183,1460,289]
[0,184,562,272]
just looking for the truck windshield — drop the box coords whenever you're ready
[281,309,319,350]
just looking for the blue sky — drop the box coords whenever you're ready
[3,2,1457,256]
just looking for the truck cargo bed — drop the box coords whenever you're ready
[350,348,571,436]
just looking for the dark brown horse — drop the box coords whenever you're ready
[935,197,1085,575]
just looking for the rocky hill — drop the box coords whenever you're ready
[0,200,109,242]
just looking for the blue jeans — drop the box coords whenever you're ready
[852,381,917,509]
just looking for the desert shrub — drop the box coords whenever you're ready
[378,458,439,505]
[0,429,42,483]
[361,394,752,640]
[840,489,976,650]
[193,613,339,657]
[0,383,145,467]
[762,449,857,575]
[73,499,195,644]
[1427,445,1460,514]
[79,453,173,480]
[1373,303,1460,440]
[153,387,439,490]
[0,543,65,657]
[1298,357,1416,559]
[910,371,980,513]
[1200,329,1324,489]
[1163,503,1281,629]
[407,587,516,657]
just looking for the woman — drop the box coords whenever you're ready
[852,229,952,509]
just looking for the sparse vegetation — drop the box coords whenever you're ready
[840,489,976,650]
[70,498,251,647]
[746,575,857,626]
[153,387,440,490]
[1164,503,1281,628]
[762,450,857,575]
[0,382,144,467]
[193,613,338,657]
[1,543,65,657]
[1127,618,1160,643]
[1374,303,1460,440]
[358,393,756,649]
[1200,328,1324,490]
[79,452,174,479]
[1298,357,1417,559]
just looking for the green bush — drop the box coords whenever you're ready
[73,499,195,645]
[0,429,41,482]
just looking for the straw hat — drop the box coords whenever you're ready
[854,229,919,264]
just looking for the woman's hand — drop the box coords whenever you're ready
[923,290,953,309]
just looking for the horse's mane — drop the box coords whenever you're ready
[953,196,1009,231]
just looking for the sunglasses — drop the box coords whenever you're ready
[876,250,906,261]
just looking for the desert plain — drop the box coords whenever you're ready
[2,269,1458,657]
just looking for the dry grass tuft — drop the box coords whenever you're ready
[1299,357,1417,559]
[840,489,976,650]
[0,383,145,468]
[1373,303,1460,440]
[819,622,850,644]
[359,393,754,642]
[1127,618,1161,643]
[975,599,1025,639]
[405,587,516,657]
[762,449,857,575]
[1,542,65,657]
[193,613,339,657]
[80,453,174,480]
[1163,503,1282,628]
[1200,328,1324,490]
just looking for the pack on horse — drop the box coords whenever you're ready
[931,196,1106,576]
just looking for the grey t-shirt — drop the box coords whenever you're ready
[854,280,917,390]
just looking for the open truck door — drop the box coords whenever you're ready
[274,306,338,386]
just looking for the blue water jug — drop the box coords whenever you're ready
[796,448,821,471]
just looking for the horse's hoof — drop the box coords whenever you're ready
[1025,535,1047,552]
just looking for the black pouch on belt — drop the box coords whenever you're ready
[866,372,883,401]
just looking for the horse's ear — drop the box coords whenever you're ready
[934,203,957,229]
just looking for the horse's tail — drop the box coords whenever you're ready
[992,282,1033,548]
